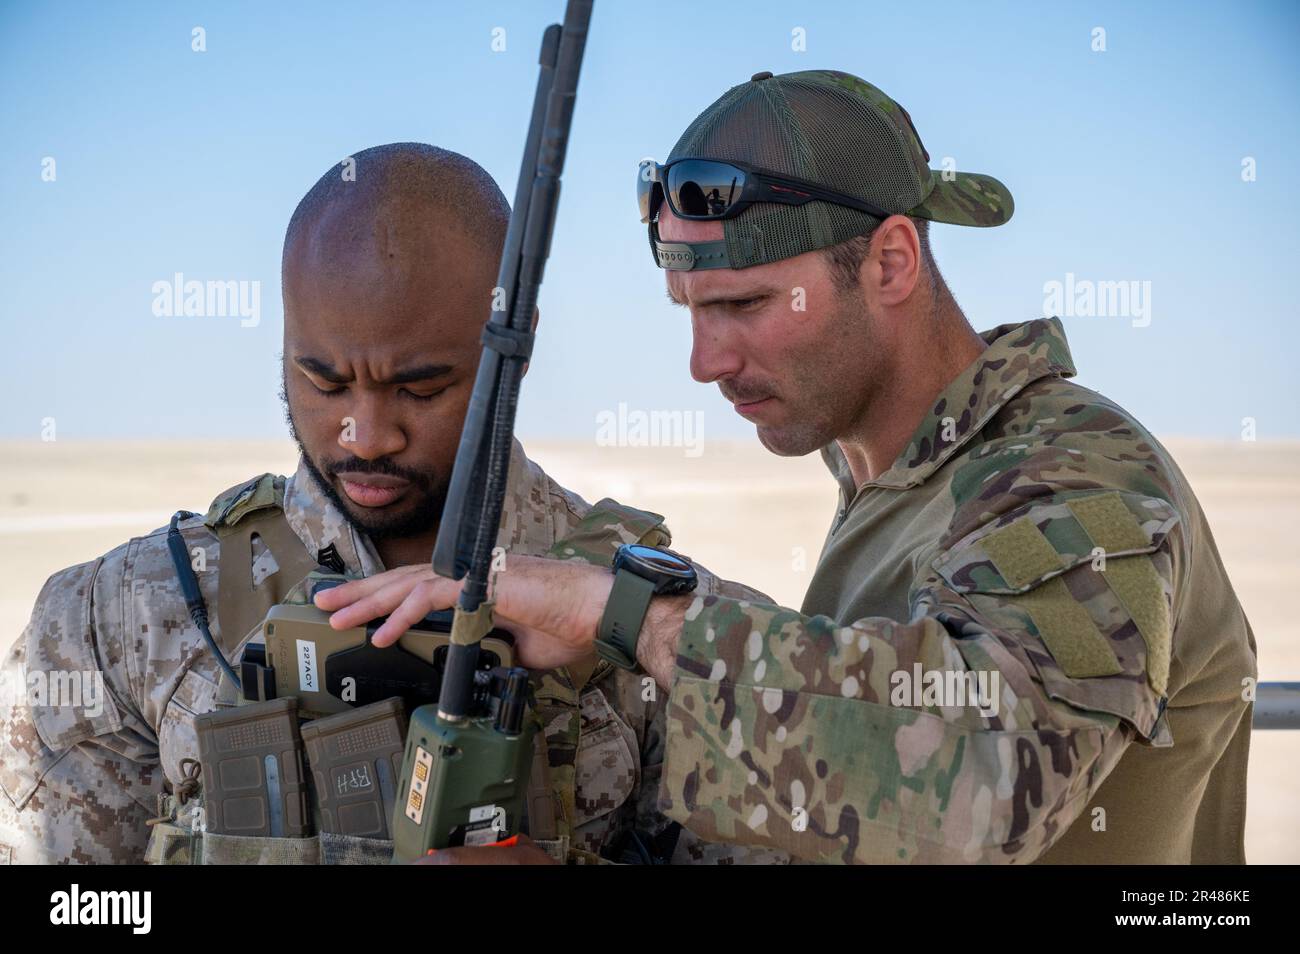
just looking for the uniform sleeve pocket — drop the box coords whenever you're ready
[933,491,1177,743]
[571,688,639,836]
[933,490,1176,595]
[159,668,221,782]
[24,558,126,752]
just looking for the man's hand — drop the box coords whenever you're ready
[313,554,692,685]
[412,834,559,866]
[313,556,611,670]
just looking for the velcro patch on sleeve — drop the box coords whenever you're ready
[980,517,1064,588]
[1008,577,1122,678]
[1067,492,1150,552]
[638,526,671,547]
[1103,556,1172,695]
[204,473,280,534]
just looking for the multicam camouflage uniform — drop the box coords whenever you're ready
[658,317,1257,864]
[0,439,784,864]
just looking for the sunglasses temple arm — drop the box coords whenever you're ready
[754,173,892,220]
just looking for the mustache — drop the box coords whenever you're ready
[718,381,776,404]
[281,384,433,488]
[321,455,434,489]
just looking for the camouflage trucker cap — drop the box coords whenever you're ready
[651,69,1014,270]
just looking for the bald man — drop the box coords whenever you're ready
[0,143,782,865]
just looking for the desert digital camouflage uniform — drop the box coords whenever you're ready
[0,438,784,864]
[657,317,1257,864]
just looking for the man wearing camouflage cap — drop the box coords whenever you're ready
[317,72,1257,863]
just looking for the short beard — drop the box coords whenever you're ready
[755,283,875,457]
[280,375,447,542]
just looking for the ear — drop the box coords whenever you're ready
[871,215,922,307]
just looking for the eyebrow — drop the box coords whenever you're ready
[666,284,780,309]
[294,356,454,385]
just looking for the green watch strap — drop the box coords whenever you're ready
[595,569,657,669]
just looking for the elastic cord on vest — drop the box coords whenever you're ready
[480,322,536,360]
[166,510,242,693]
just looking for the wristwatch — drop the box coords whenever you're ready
[594,544,698,670]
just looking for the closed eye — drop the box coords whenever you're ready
[305,381,447,401]
[400,387,446,402]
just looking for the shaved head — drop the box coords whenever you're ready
[279,143,511,565]
[282,142,509,283]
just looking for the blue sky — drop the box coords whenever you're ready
[2,0,1297,441]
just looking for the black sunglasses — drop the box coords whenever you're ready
[638,157,892,224]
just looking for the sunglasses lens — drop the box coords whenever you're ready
[666,160,746,218]
[637,160,660,223]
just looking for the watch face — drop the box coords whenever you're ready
[622,544,693,576]
[617,544,698,594]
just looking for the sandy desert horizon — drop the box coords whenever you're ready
[1,437,1295,862]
